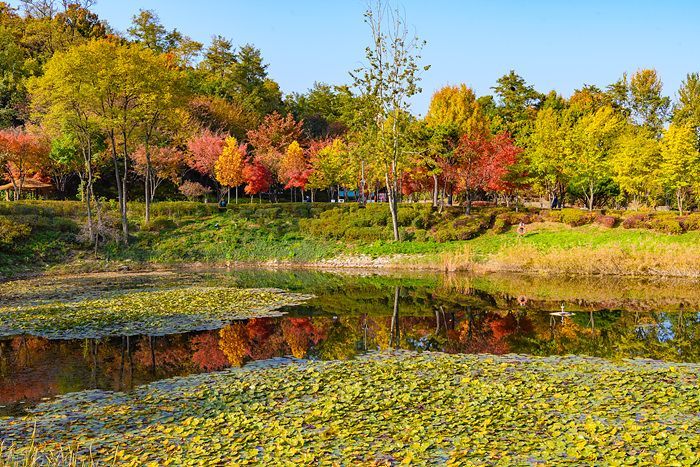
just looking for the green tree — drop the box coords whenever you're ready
[526,107,571,204]
[490,70,543,139]
[608,126,660,206]
[673,73,700,144]
[351,0,427,240]
[608,69,670,137]
[659,123,700,215]
[565,106,623,210]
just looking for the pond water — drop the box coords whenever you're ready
[1,269,700,417]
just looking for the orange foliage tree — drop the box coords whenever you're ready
[0,128,50,200]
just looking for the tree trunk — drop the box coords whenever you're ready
[385,171,400,241]
[432,174,439,208]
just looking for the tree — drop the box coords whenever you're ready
[608,127,660,206]
[352,0,428,241]
[565,106,624,210]
[28,43,104,245]
[214,136,246,203]
[178,180,211,202]
[425,84,489,137]
[526,107,571,204]
[246,112,302,182]
[186,129,226,194]
[31,39,185,239]
[279,140,309,198]
[243,160,272,201]
[0,127,49,200]
[454,131,519,214]
[47,132,82,194]
[659,123,700,215]
[490,71,543,139]
[608,69,670,137]
[131,145,185,202]
[307,138,353,200]
[673,73,700,143]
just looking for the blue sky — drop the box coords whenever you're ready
[11,0,700,115]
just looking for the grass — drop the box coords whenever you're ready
[2,351,698,465]
[4,200,700,277]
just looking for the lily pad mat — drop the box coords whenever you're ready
[2,351,699,465]
[0,287,311,339]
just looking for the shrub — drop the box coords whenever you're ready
[622,213,650,229]
[0,216,31,247]
[141,216,177,232]
[492,218,509,234]
[594,214,618,228]
[178,181,212,200]
[555,209,596,227]
[648,217,683,234]
[681,213,700,231]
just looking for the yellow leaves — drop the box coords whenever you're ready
[215,136,246,188]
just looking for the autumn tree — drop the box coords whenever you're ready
[352,0,428,240]
[246,111,303,184]
[243,160,272,202]
[307,138,355,201]
[526,107,571,204]
[279,140,309,200]
[0,127,49,200]
[186,129,226,195]
[659,123,700,215]
[28,43,104,244]
[214,136,246,203]
[424,85,489,207]
[131,146,185,203]
[425,84,489,136]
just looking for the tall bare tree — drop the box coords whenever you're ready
[352,1,428,241]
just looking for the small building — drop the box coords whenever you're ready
[0,179,53,200]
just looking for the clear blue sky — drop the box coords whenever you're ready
[12,0,700,115]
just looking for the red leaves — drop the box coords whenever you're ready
[243,160,272,195]
[186,129,226,178]
[455,131,521,194]
[246,112,303,178]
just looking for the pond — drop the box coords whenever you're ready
[1,269,700,417]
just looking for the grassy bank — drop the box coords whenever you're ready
[3,200,700,278]
[2,351,699,465]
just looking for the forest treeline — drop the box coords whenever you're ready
[1,0,700,245]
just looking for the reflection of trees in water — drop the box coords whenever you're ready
[3,300,700,409]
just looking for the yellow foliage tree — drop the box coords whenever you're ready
[214,136,246,203]
[425,84,489,137]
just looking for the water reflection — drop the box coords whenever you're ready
[1,269,700,415]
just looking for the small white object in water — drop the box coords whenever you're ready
[549,311,574,317]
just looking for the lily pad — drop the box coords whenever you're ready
[0,287,311,339]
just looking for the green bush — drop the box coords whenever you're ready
[0,217,31,247]
[141,216,177,232]
[681,213,700,231]
[648,217,683,234]
[548,208,596,227]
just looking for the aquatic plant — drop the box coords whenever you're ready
[1,352,698,465]
[0,287,311,339]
